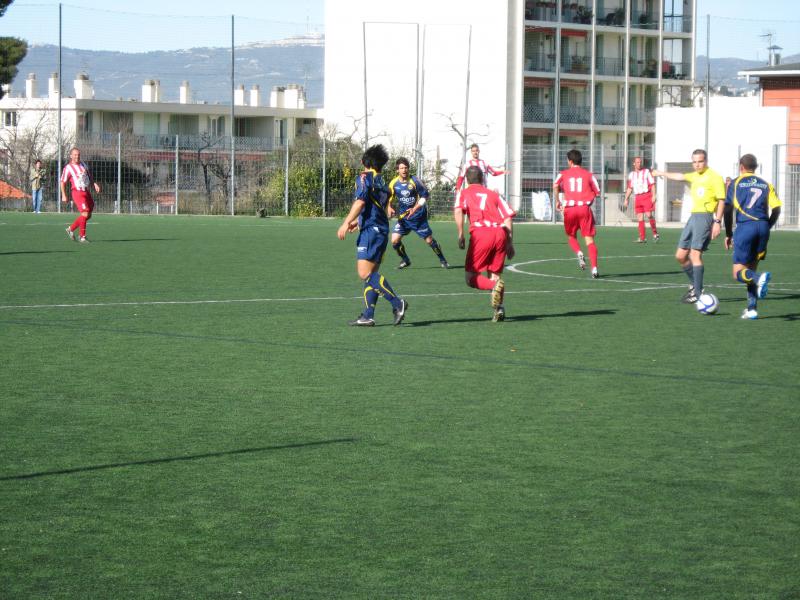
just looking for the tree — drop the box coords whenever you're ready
[0,1,27,99]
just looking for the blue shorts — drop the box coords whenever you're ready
[393,216,432,239]
[356,226,389,263]
[732,220,770,265]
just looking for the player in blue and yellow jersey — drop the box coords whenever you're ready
[388,157,449,269]
[654,149,726,304]
[720,154,782,319]
[337,144,408,327]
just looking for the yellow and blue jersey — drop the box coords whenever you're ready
[354,169,390,233]
[684,168,726,213]
[725,173,781,224]
[389,175,429,220]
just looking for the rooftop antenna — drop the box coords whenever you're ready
[760,32,782,66]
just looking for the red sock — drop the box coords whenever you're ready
[78,216,88,237]
[649,219,658,235]
[468,274,496,290]
[70,217,81,232]
[567,236,582,254]
[587,242,598,269]
[638,221,645,240]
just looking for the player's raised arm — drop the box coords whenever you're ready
[652,168,686,181]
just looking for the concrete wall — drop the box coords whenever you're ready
[655,95,788,222]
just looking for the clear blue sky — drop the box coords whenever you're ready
[1,0,798,58]
[0,0,325,52]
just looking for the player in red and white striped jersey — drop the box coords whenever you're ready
[61,147,101,243]
[623,156,660,243]
[454,166,516,321]
[455,143,508,192]
[553,149,601,278]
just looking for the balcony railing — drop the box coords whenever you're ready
[77,132,282,151]
[561,3,594,24]
[525,52,557,72]
[595,56,624,77]
[598,7,626,26]
[631,12,658,29]
[629,59,659,78]
[628,108,656,127]
[561,55,591,74]
[560,105,591,124]
[663,15,693,33]
[523,103,556,123]
[525,1,558,22]
[594,106,625,126]
[661,61,691,80]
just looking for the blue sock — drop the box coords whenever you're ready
[368,272,402,310]
[362,279,379,319]
[429,238,446,262]
[737,269,757,285]
[746,283,757,310]
[392,241,409,263]
[692,265,704,295]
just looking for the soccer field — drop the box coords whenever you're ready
[1,212,799,598]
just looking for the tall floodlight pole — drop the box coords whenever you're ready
[414,23,420,168]
[230,14,236,215]
[362,22,369,149]
[704,14,710,153]
[57,3,62,213]
[418,25,427,169]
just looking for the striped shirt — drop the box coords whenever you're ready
[61,161,92,192]
[627,168,654,196]
[456,184,516,232]
[554,166,600,207]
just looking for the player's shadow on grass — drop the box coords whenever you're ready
[0,438,357,481]
[0,250,75,256]
[609,270,682,277]
[409,308,616,326]
[759,312,800,321]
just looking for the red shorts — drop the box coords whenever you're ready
[634,192,654,214]
[563,205,596,237]
[72,190,94,213]
[466,227,509,274]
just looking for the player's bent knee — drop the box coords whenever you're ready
[465,272,478,287]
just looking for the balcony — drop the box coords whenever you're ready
[524,103,556,123]
[629,59,659,78]
[560,105,591,124]
[631,12,658,30]
[561,55,591,74]
[661,61,691,80]
[663,15,693,33]
[561,3,594,24]
[525,1,558,22]
[525,52,557,72]
[594,106,625,126]
[595,56,624,77]
[598,7,625,27]
[628,108,656,127]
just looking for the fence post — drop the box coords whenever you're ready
[116,132,122,214]
[600,144,606,226]
[321,136,327,216]
[175,135,179,215]
[284,141,290,216]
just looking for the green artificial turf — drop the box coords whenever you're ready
[1,212,798,598]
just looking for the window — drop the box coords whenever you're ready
[2,111,18,127]
[77,111,93,133]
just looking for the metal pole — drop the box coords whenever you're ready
[230,14,236,216]
[57,3,62,213]
[116,132,121,214]
[174,134,179,215]
[321,135,326,216]
[362,21,369,149]
[704,14,710,153]
[600,144,606,226]
[284,141,290,216]
[418,25,426,168]
[462,25,472,161]
[414,23,420,163]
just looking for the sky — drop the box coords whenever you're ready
[0,0,797,58]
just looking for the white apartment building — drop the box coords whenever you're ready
[0,72,321,154]
[325,0,695,212]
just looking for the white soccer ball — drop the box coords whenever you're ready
[696,292,719,315]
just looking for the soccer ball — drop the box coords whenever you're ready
[696,292,719,315]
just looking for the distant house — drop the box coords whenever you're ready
[0,179,31,210]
